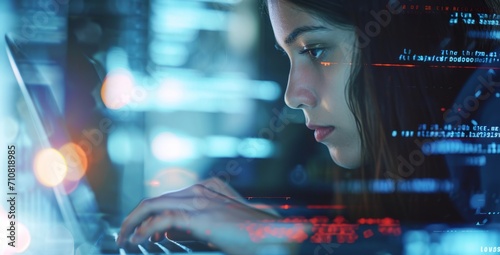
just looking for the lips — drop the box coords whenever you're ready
[306,124,335,142]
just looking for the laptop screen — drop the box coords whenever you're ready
[5,33,107,246]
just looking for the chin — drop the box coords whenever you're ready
[329,147,362,169]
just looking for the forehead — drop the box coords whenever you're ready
[267,0,356,55]
[267,1,324,42]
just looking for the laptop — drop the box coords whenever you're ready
[5,33,224,255]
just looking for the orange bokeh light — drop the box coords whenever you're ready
[100,69,135,110]
[59,143,88,182]
[148,180,160,187]
[33,148,67,187]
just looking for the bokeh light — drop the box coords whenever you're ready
[151,132,199,162]
[100,68,135,110]
[33,148,67,187]
[204,136,239,157]
[107,127,143,164]
[59,143,87,182]
[0,207,31,254]
[237,138,274,158]
[157,78,186,106]
[13,223,31,253]
[60,179,80,195]
[1,223,31,254]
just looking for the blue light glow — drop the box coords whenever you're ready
[237,138,275,158]
[107,127,143,164]
[204,136,240,158]
[151,132,200,162]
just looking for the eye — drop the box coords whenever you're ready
[300,47,327,60]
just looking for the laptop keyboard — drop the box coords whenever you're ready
[98,233,221,255]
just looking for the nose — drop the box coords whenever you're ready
[284,65,318,109]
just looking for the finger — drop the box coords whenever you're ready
[117,197,194,246]
[158,182,212,198]
[130,216,154,244]
[153,178,239,205]
[130,210,192,244]
[202,178,280,217]
[149,231,165,243]
[201,177,248,202]
[196,182,256,210]
[118,184,243,246]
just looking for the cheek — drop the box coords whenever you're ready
[322,68,352,114]
[325,69,362,169]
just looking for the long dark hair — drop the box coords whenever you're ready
[264,0,495,222]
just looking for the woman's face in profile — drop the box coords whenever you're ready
[268,0,362,169]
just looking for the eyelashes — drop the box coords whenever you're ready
[299,47,327,60]
[274,43,329,62]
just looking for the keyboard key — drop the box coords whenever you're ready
[98,233,219,254]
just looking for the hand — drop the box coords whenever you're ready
[116,178,303,255]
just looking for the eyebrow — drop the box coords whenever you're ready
[284,25,329,45]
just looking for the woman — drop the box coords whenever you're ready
[117,0,491,253]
